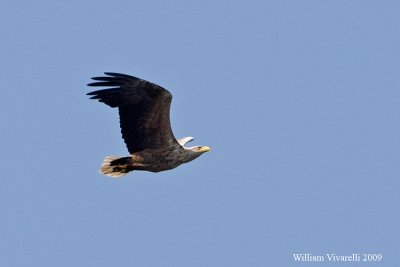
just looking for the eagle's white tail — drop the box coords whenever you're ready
[99,156,130,178]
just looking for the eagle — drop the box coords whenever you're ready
[87,72,210,177]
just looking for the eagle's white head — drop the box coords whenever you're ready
[178,136,211,162]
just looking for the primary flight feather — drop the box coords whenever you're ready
[87,72,210,177]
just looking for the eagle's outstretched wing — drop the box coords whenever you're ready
[87,72,178,153]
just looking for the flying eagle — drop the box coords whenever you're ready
[87,72,210,177]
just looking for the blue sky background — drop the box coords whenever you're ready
[1,1,399,266]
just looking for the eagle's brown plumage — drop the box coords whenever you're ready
[87,72,210,177]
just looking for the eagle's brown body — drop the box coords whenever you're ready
[101,145,205,176]
[87,72,210,177]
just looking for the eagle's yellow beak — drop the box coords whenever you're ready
[199,146,211,153]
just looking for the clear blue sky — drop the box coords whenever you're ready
[1,1,399,266]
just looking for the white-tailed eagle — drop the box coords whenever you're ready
[87,72,210,177]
